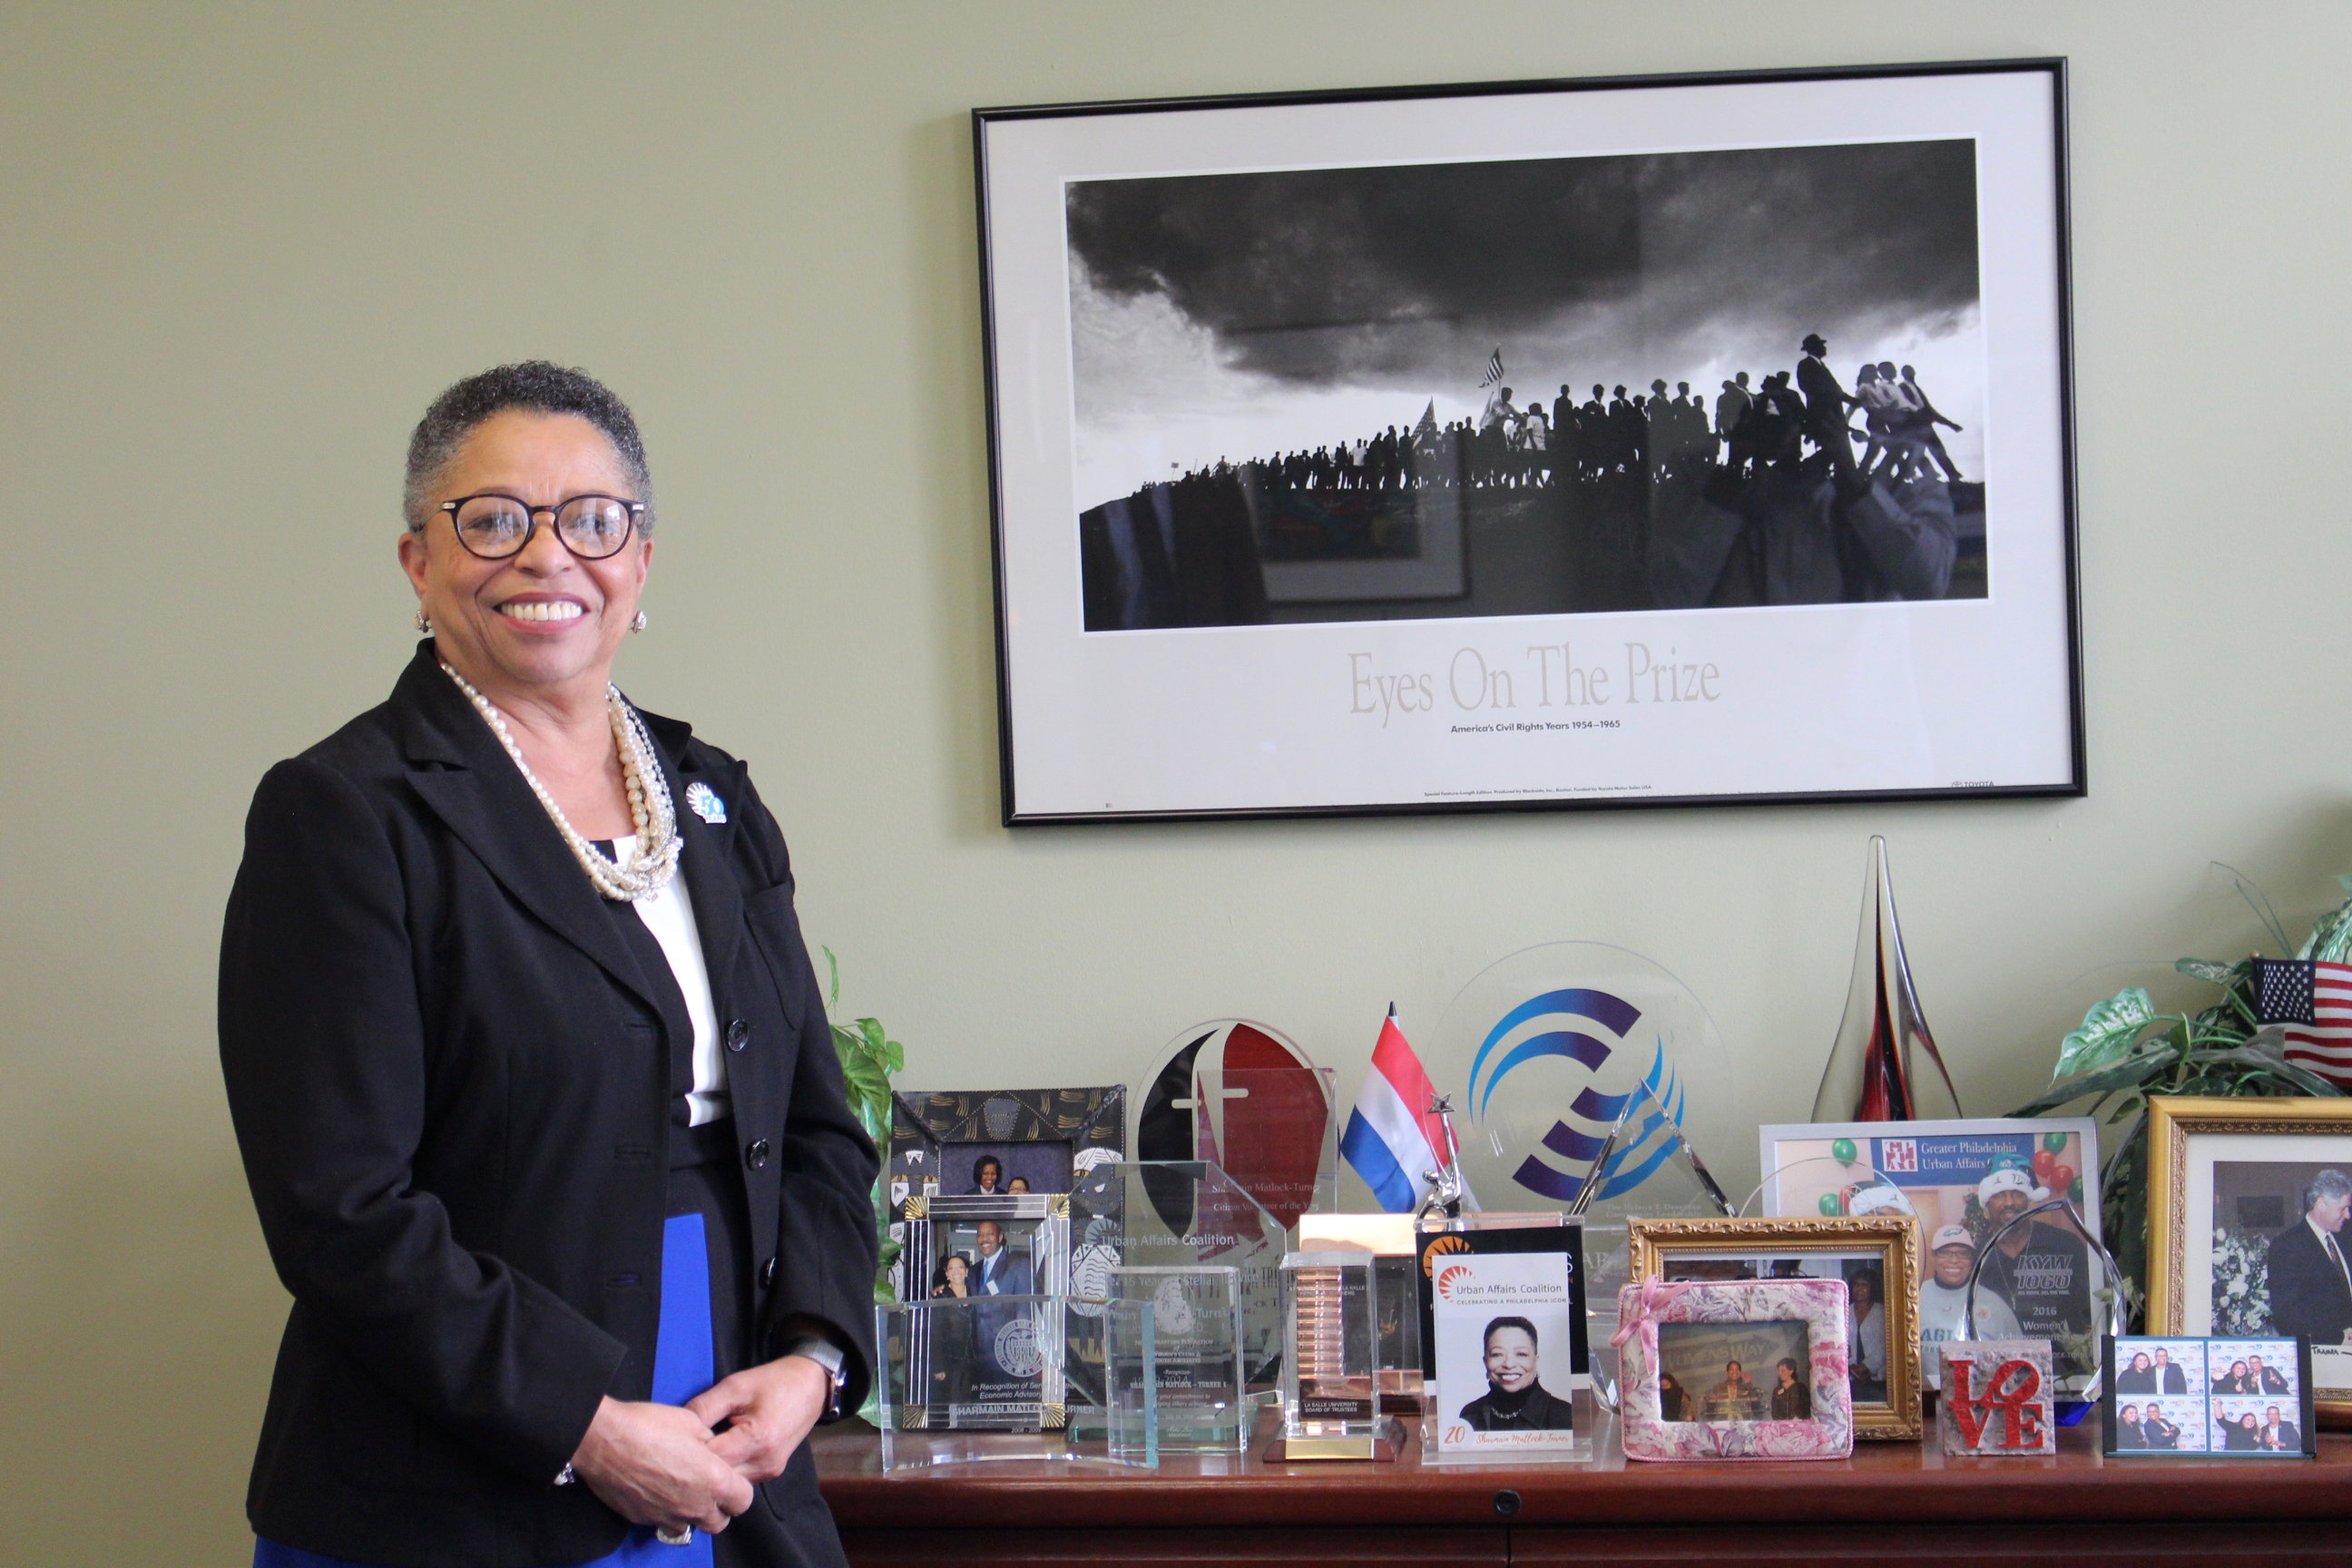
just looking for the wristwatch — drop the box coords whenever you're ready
[780,1334,849,1418]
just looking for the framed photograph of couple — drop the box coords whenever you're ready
[975,58,2082,823]
[896,1191,1073,1430]
[1627,1215,1921,1440]
[2145,1095,2352,1426]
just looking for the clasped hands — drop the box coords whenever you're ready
[569,1354,832,1538]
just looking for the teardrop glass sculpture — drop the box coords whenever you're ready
[1811,836,1965,1122]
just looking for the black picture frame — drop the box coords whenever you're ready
[975,59,2082,824]
[2101,1336,2317,1457]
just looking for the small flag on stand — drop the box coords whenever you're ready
[2252,957,2352,1087]
[1340,1006,1449,1212]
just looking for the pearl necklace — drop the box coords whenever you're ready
[439,661,681,901]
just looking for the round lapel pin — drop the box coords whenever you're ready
[684,781,728,824]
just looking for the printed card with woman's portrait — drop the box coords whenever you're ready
[1429,1249,1584,1460]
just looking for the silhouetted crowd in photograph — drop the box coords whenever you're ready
[1079,332,1984,631]
[1170,333,1965,498]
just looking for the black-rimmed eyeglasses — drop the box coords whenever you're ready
[438,492,645,561]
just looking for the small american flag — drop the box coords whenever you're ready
[2252,957,2352,1086]
[1478,348,1504,387]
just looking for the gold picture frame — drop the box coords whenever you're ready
[1628,1215,1922,1440]
[2145,1094,2352,1426]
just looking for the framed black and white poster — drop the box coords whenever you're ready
[975,59,2081,822]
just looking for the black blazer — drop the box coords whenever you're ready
[2267,1220,2352,1347]
[219,645,879,1567]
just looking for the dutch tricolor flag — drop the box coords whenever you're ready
[1339,1006,1449,1212]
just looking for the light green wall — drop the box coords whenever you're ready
[5,2,2349,1559]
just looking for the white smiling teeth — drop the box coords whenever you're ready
[500,602,585,622]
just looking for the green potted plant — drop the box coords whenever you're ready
[2011,873,2349,1315]
[823,949,904,1308]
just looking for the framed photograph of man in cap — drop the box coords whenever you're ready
[1759,1118,2103,1382]
[2145,1095,2352,1426]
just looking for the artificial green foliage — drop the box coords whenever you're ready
[2010,873,2351,1319]
[824,947,904,1307]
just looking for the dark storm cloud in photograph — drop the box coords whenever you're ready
[1065,140,1980,387]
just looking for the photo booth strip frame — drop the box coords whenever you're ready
[2101,1336,2315,1457]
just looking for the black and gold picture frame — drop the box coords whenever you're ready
[887,1084,1125,1229]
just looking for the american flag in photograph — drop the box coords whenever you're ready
[2251,957,2352,1086]
[1478,348,1504,387]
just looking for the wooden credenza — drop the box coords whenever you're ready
[814,1414,2352,1566]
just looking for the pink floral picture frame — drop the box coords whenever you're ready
[1616,1278,1854,1461]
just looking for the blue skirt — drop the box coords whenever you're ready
[256,1210,719,1568]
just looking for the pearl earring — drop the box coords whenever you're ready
[631,610,648,633]
[415,607,433,635]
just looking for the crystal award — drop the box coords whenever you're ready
[1273,1250,1402,1459]
[1106,1265,1247,1457]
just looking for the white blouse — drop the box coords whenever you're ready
[611,834,728,1125]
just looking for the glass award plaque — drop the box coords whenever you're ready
[1067,1160,1289,1402]
[1107,1265,1247,1457]
[1420,942,1730,1217]
[1272,1251,1404,1459]
[1967,1194,2125,1410]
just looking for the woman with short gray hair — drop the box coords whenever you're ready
[221,362,876,1568]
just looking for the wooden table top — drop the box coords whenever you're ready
[813,1413,2352,1530]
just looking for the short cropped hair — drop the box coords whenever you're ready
[2301,1169,2352,1215]
[1484,1316,1538,1353]
[403,360,653,534]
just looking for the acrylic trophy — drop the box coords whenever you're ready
[1965,1194,2125,1410]
[1271,1251,1404,1460]
[1066,1160,1288,1405]
[1132,1020,1337,1232]
[1417,943,1736,1415]
[1298,1211,1425,1413]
